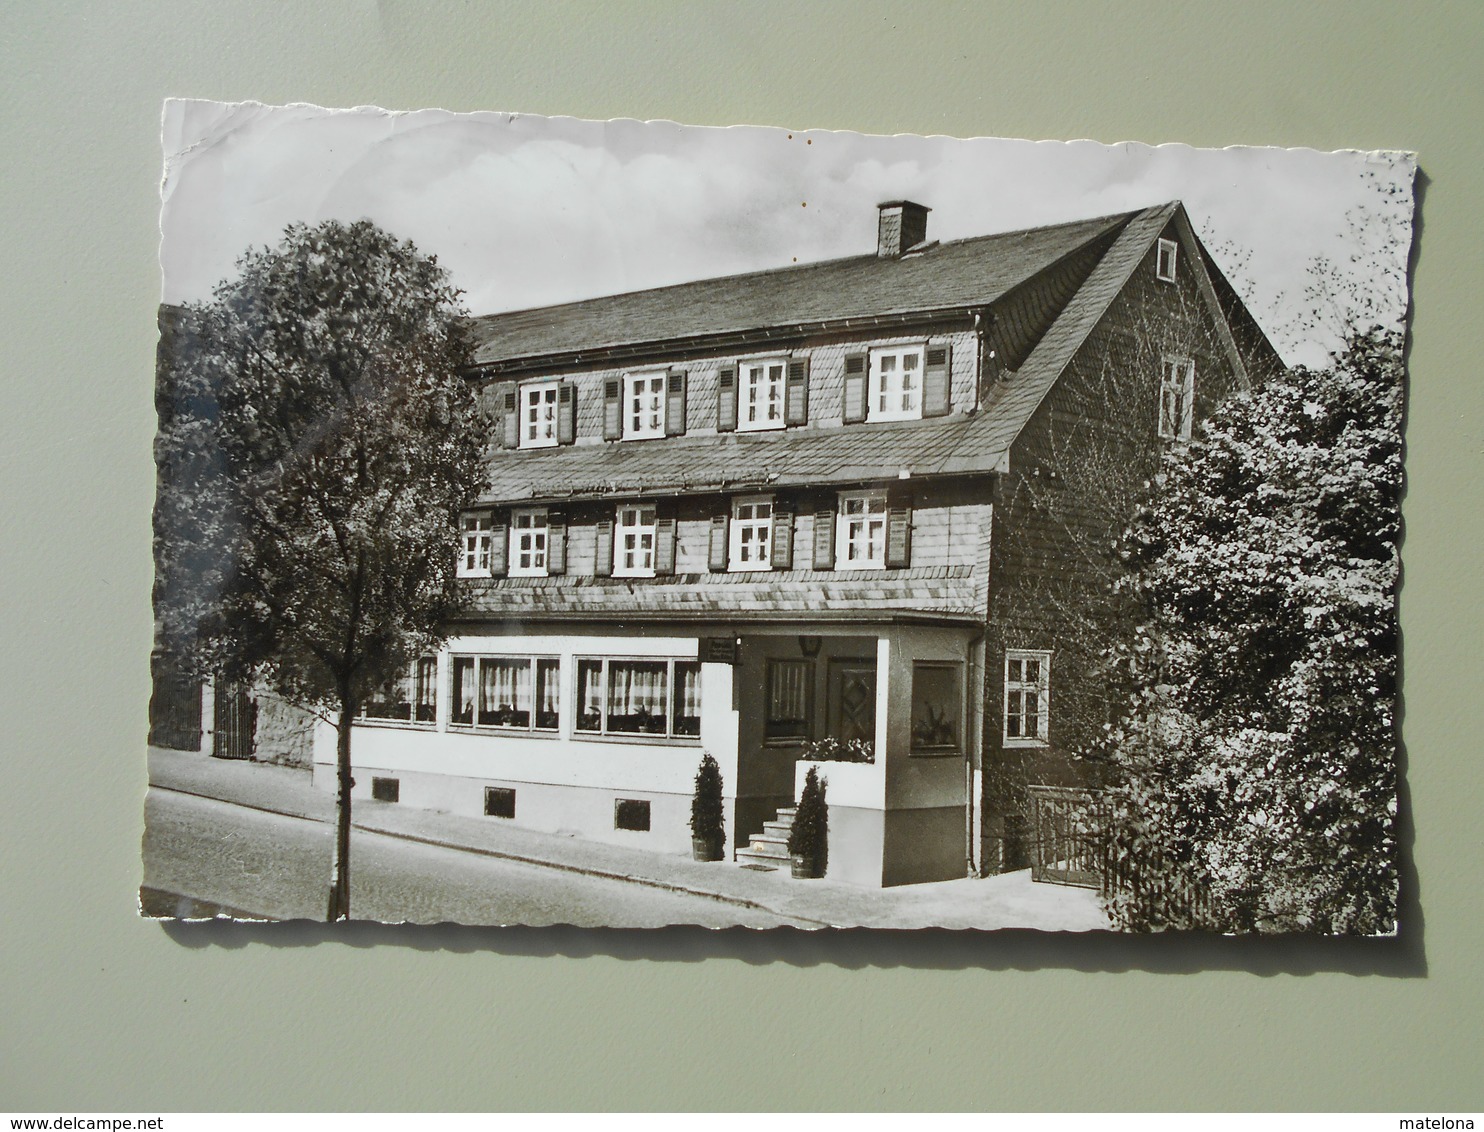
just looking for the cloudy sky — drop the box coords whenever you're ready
[160,101,1415,368]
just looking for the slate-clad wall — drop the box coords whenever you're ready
[482,328,979,446]
[979,219,1249,870]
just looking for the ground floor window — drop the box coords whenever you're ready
[765,658,812,743]
[451,655,560,731]
[362,657,437,724]
[911,661,963,752]
[1004,650,1051,745]
[576,657,701,738]
[827,659,877,745]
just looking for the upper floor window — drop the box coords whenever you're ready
[362,657,438,726]
[509,508,549,577]
[730,495,773,571]
[458,512,493,578]
[1159,356,1196,441]
[520,381,561,448]
[739,359,787,431]
[1156,237,1179,282]
[836,490,887,569]
[1004,650,1050,746]
[869,345,924,422]
[624,371,667,440]
[614,504,657,577]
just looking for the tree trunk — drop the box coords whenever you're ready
[326,692,356,921]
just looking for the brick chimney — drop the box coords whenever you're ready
[877,200,930,258]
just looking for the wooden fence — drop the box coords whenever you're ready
[1025,783,1215,927]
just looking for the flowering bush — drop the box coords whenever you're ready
[802,736,875,764]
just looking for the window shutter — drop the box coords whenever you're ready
[502,389,521,449]
[885,492,912,569]
[594,516,614,577]
[557,382,577,445]
[546,509,567,575]
[708,511,730,572]
[665,369,688,437]
[842,352,868,423]
[602,379,622,440]
[813,505,837,570]
[654,503,677,575]
[490,510,510,577]
[717,364,738,432]
[1181,360,1196,439]
[785,357,810,426]
[923,341,952,418]
[770,507,795,570]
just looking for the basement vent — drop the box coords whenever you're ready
[371,777,400,803]
[614,798,651,832]
[485,786,516,819]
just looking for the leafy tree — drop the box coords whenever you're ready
[154,219,489,921]
[1102,328,1402,933]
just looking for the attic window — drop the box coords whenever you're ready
[1156,238,1178,282]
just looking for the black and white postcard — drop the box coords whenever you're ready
[144,102,1413,933]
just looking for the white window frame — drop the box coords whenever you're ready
[1156,237,1179,282]
[508,507,549,577]
[729,494,773,572]
[1159,355,1196,441]
[738,357,788,432]
[1003,650,1051,747]
[573,656,703,741]
[360,656,438,728]
[519,380,561,449]
[449,654,562,733]
[836,490,888,570]
[623,371,667,440]
[613,503,658,578]
[867,344,925,422]
[457,511,493,578]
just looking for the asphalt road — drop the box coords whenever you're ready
[141,788,810,928]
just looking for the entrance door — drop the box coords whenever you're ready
[828,660,877,744]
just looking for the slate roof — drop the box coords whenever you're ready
[468,209,1137,366]
[456,565,983,625]
[475,203,1180,505]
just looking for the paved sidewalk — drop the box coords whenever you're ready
[147,747,1112,931]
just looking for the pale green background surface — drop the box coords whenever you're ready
[2,1,1480,1112]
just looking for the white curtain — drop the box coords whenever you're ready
[608,662,666,718]
[481,659,531,719]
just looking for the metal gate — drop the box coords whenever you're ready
[212,679,256,760]
[1027,785,1103,888]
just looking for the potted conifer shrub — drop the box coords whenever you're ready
[689,751,726,861]
[788,765,829,879]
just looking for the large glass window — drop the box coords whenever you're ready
[868,345,924,421]
[613,504,657,577]
[836,491,887,569]
[911,662,962,752]
[362,657,437,725]
[575,657,701,739]
[1004,650,1051,745]
[739,359,786,431]
[623,372,666,440]
[729,496,773,571]
[458,512,493,577]
[451,656,560,732]
[509,508,549,576]
[520,381,560,448]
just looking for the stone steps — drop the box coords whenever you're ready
[735,807,798,872]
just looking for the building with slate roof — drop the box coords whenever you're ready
[319,199,1282,886]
